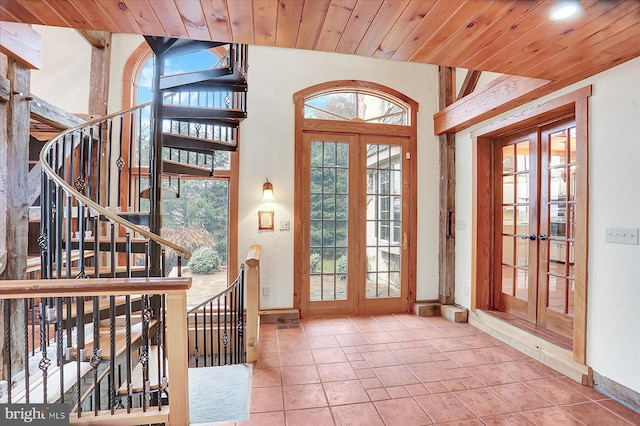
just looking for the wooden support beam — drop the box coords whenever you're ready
[77,29,108,49]
[434,75,551,135]
[0,56,29,380]
[438,66,456,305]
[0,22,41,69]
[30,94,85,129]
[0,75,9,102]
[457,70,482,100]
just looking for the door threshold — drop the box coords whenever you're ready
[469,309,592,385]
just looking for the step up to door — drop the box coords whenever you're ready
[140,187,179,200]
[162,159,212,177]
[162,132,236,153]
[99,212,151,227]
[162,105,246,122]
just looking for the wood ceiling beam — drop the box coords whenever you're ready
[29,94,85,130]
[0,22,41,69]
[434,74,551,135]
[457,70,482,101]
[76,29,108,48]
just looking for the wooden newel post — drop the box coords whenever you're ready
[245,244,261,363]
[166,290,189,425]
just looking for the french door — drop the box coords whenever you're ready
[299,132,410,317]
[495,119,577,338]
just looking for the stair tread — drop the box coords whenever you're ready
[162,132,236,153]
[62,295,143,321]
[162,159,212,177]
[0,361,92,404]
[117,345,167,395]
[140,187,179,200]
[27,250,95,274]
[81,320,153,361]
[51,265,147,278]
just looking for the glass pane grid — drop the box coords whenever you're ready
[309,141,348,301]
[366,144,401,299]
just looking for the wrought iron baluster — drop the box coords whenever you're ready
[23,298,29,403]
[91,296,101,415]
[125,293,132,413]
[193,310,199,367]
[109,295,116,414]
[76,295,85,418]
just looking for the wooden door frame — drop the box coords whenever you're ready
[471,86,590,364]
[293,80,418,317]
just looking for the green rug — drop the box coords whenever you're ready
[189,364,253,425]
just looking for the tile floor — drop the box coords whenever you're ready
[222,314,639,425]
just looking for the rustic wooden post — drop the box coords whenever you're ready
[0,55,30,380]
[166,289,189,425]
[245,244,261,363]
[438,66,456,305]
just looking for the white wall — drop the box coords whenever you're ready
[31,26,91,114]
[454,57,640,393]
[239,46,439,309]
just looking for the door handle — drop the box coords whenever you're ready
[538,233,548,241]
[521,234,536,241]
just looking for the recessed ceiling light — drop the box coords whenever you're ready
[550,3,579,21]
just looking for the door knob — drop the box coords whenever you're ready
[521,234,536,241]
[538,233,548,241]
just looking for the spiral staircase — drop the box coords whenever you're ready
[2,38,249,423]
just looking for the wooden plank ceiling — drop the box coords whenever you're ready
[2,0,640,87]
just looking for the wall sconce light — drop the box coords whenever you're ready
[262,177,274,201]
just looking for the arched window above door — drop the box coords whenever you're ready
[303,89,410,125]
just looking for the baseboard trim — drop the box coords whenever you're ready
[469,309,592,385]
[593,371,640,412]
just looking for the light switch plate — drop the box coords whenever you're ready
[605,227,639,245]
[280,220,290,231]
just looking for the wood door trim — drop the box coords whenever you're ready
[472,86,590,365]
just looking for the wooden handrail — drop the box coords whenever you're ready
[38,102,192,260]
[0,277,191,299]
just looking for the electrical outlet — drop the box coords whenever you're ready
[605,227,639,245]
[262,287,269,296]
[280,220,290,231]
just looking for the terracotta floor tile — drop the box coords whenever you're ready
[490,383,553,411]
[331,402,385,426]
[457,335,498,349]
[560,401,632,426]
[372,343,391,351]
[351,360,370,370]
[381,321,410,331]
[323,379,370,406]
[556,376,609,400]
[391,329,424,342]
[255,352,280,369]
[281,365,320,385]
[498,360,555,381]
[386,386,411,398]
[257,338,279,353]
[430,337,469,352]
[436,420,485,426]
[465,364,518,386]
[304,326,333,337]
[330,324,360,334]
[598,399,640,424]
[355,367,376,379]
[360,377,384,389]
[342,345,360,354]
[362,350,402,367]
[476,346,528,363]
[367,387,391,401]
[238,411,285,426]
[279,349,314,366]
[335,332,368,346]
[448,367,472,379]
[442,379,467,391]
[440,324,481,337]
[438,359,461,369]
[252,367,282,387]
[356,344,376,352]
[405,383,429,396]
[416,327,450,339]
[301,318,327,327]
[400,341,419,348]
[351,320,385,333]
[259,326,277,339]
[444,350,488,367]
[407,362,454,383]
[392,347,434,364]
[346,352,364,361]
[308,334,340,349]
[374,397,433,426]
[317,361,357,382]
[276,327,306,339]
[414,392,476,423]
[459,376,485,389]
[385,342,405,350]
[373,365,420,386]
[521,406,584,425]
[364,331,397,344]
[423,381,449,394]
[481,412,535,426]
[282,384,328,410]
[250,386,283,413]
[524,378,590,405]
[278,337,309,352]
[284,407,333,426]
[312,347,347,364]
[454,388,515,417]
